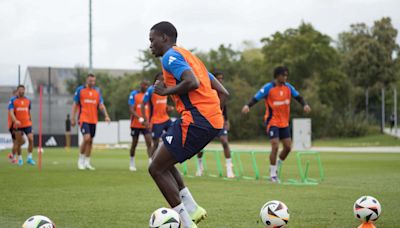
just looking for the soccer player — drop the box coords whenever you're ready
[141,72,172,160]
[7,89,25,164]
[65,114,71,151]
[128,80,152,171]
[8,85,35,166]
[242,66,311,183]
[71,74,111,170]
[196,71,235,178]
[148,21,229,228]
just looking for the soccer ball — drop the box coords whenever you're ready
[149,207,181,228]
[353,196,381,223]
[22,215,55,228]
[260,200,290,228]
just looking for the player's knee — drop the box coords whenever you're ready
[148,163,160,177]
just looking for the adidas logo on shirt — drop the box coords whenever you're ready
[168,56,176,65]
[166,136,173,144]
[45,136,58,147]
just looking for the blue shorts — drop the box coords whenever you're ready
[268,126,291,140]
[152,119,172,139]
[131,128,150,137]
[9,128,16,140]
[217,128,228,137]
[15,126,32,136]
[81,123,96,138]
[162,118,221,163]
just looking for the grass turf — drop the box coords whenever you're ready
[0,147,399,227]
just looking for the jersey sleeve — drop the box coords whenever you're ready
[254,83,273,101]
[8,97,15,110]
[73,86,82,104]
[95,87,104,104]
[143,86,154,104]
[128,91,138,106]
[208,72,215,81]
[162,49,192,81]
[286,83,300,97]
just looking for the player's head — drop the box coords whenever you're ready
[67,114,70,119]
[149,21,177,57]
[86,74,96,88]
[153,72,163,84]
[140,79,150,92]
[214,71,224,83]
[16,85,25,97]
[273,66,289,83]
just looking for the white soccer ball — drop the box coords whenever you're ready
[353,196,381,223]
[149,207,181,228]
[260,200,290,228]
[22,215,55,228]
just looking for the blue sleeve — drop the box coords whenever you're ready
[162,49,192,81]
[73,86,82,104]
[128,91,138,106]
[208,72,215,81]
[286,83,300,97]
[28,97,32,110]
[143,86,154,104]
[254,83,273,101]
[95,87,104,104]
[8,97,15,110]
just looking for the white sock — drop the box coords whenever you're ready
[27,153,32,159]
[130,156,135,167]
[173,203,192,228]
[197,158,203,169]
[179,187,198,214]
[270,165,277,177]
[148,158,152,165]
[18,155,22,160]
[79,153,85,161]
[85,156,91,165]
[225,158,232,167]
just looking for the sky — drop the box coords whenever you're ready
[0,0,399,86]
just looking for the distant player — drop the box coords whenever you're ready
[148,21,229,228]
[141,72,173,161]
[7,89,25,164]
[8,85,35,166]
[71,74,111,170]
[128,80,152,171]
[242,66,311,183]
[196,71,234,178]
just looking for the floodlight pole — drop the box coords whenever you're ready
[89,0,93,73]
[18,65,21,85]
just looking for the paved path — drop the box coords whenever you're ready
[384,127,400,138]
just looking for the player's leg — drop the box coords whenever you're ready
[148,144,195,228]
[143,130,153,165]
[268,126,280,182]
[9,128,17,163]
[78,123,89,170]
[83,134,94,170]
[277,127,292,175]
[220,133,234,178]
[195,151,204,176]
[26,130,36,165]
[129,128,139,171]
[14,130,24,166]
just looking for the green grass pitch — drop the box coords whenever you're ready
[0,147,399,227]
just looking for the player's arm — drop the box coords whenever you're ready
[288,83,311,113]
[9,109,21,127]
[99,104,111,122]
[209,72,230,110]
[128,92,144,124]
[141,87,153,127]
[71,102,78,127]
[242,83,271,114]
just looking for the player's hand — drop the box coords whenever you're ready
[14,120,21,126]
[224,121,230,131]
[154,80,168,96]
[143,120,150,128]
[105,116,111,123]
[241,105,250,114]
[304,105,311,113]
[71,118,76,127]
[167,105,174,112]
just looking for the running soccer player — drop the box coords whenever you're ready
[196,71,234,178]
[242,66,311,183]
[71,73,111,170]
[128,80,152,171]
[8,85,35,166]
[148,21,229,228]
[141,72,172,160]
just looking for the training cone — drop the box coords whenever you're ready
[358,222,376,228]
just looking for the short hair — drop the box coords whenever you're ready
[213,70,224,78]
[153,72,163,84]
[151,21,177,43]
[17,85,25,89]
[273,66,289,78]
[88,73,95,78]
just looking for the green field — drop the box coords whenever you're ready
[0,147,399,227]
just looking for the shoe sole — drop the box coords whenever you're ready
[193,212,207,224]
